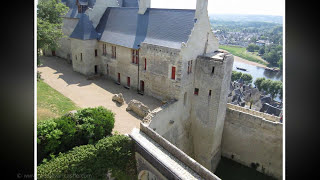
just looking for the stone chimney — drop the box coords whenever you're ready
[194,0,208,20]
[138,0,151,14]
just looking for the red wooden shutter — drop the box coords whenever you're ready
[144,58,147,70]
[171,67,176,80]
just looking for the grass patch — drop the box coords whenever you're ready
[219,45,268,66]
[37,80,79,122]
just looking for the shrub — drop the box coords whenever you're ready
[231,71,242,82]
[74,107,115,144]
[37,106,115,163]
[37,135,136,180]
[241,73,253,84]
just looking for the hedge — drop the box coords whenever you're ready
[37,106,115,163]
[37,135,136,180]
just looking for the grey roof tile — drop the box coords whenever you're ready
[122,0,139,7]
[70,14,99,40]
[96,7,195,49]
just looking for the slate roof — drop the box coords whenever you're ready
[118,0,139,7]
[95,7,196,49]
[70,14,99,40]
[64,0,96,18]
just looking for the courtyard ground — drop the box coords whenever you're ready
[37,56,162,134]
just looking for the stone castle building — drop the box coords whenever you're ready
[45,0,282,179]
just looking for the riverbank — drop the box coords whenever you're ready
[234,56,267,68]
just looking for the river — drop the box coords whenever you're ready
[232,58,283,101]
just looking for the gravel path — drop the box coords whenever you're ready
[38,56,161,134]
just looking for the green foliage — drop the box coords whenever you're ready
[259,46,265,55]
[254,77,266,91]
[278,57,283,71]
[37,71,42,81]
[255,78,282,100]
[232,71,253,84]
[231,71,242,82]
[37,80,79,121]
[263,50,280,67]
[37,0,68,51]
[37,106,115,163]
[37,135,136,180]
[241,73,253,84]
[246,44,257,52]
[219,45,268,66]
[74,107,115,144]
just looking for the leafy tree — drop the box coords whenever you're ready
[278,57,283,71]
[247,44,256,52]
[231,71,242,82]
[37,0,68,53]
[264,50,280,66]
[269,81,282,99]
[260,79,273,94]
[241,73,253,84]
[254,77,266,91]
[259,46,265,55]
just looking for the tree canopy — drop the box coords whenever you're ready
[37,0,68,52]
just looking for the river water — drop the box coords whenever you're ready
[232,60,283,82]
[232,60,283,101]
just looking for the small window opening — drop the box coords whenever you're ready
[209,90,212,96]
[194,88,199,95]
[212,66,215,74]
[95,49,97,57]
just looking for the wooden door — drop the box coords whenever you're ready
[127,77,130,87]
[140,80,144,92]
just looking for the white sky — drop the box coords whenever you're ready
[151,0,284,16]
[35,0,284,16]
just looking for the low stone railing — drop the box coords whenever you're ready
[139,122,220,180]
[227,103,281,122]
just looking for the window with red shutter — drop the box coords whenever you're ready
[144,58,147,70]
[171,66,176,80]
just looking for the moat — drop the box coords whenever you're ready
[215,157,278,180]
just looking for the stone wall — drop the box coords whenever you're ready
[139,123,220,180]
[190,52,234,172]
[221,107,283,179]
[99,42,140,90]
[147,100,193,156]
[56,18,80,60]
[70,38,99,75]
[227,103,281,122]
[139,43,181,100]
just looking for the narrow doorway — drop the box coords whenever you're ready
[94,65,98,74]
[140,80,144,93]
[106,64,109,76]
[52,50,56,56]
[118,73,121,84]
[127,77,130,87]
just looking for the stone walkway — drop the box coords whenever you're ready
[131,128,204,180]
[38,56,161,134]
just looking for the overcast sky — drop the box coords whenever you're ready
[151,0,284,16]
[35,0,284,16]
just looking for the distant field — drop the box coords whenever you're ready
[37,80,79,122]
[219,45,268,66]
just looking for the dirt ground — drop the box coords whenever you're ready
[234,56,267,68]
[37,56,162,134]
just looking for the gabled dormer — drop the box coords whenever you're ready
[76,0,88,13]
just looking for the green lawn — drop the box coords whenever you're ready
[219,45,268,66]
[37,80,79,122]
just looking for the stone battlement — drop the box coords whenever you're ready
[227,103,281,123]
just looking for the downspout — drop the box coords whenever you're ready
[137,46,140,93]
